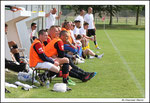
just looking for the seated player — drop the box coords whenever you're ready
[73,20,81,38]
[29,29,61,85]
[62,21,83,59]
[45,26,96,82]
[76,35,104,59]
[79,22,94,50]
[5,23,24,63]
[45,26,75,85]
[58,30,97,82]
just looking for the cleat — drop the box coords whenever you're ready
[97,53,104,59]
[89,56,95,59]
[75,58,85,64]
[67,79,76,86]
[82,73,91,82]
[82,72,97,82]
[96,46,101,50]
[90,72,97,79]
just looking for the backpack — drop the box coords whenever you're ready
[5,58,27,72]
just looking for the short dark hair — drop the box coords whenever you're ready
[62,21,70,28]
[31,23,36,27]
[38,29,47,37]
[59,30,68,37]
[80,9,84,12]
[5,23,8,27]
[84,22,89,26]
[74,20,80,23]
[76,35,82,40]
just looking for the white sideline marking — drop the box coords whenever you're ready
[104,30,144,97]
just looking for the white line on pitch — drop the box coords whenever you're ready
[104,30,144,97]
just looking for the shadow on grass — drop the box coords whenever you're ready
[95,24,145,30]
[5,70,18,83]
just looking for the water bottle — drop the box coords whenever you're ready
[46,80,50,88]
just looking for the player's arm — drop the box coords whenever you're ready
[54,41,65,58]
[45,10,52,17]
[66,40,77,49]
[33,43,54,64]
[54,41,73,58]
[56,11,62,20]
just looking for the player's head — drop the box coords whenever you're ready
[59,30,69,42]
[52,8,57,14]
[48,25,59,39]
[80,9,85,16]
[55,25,61,34]
[76,34,82,41]
[31,23,37,30]
[88,7,93,14]
[63,21,71,30]
[84,22,89,29]
[70,22,75,30]
[38,29,48,42]
[74,20,81,28]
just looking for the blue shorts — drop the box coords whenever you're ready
[64,44,77,54]
[64,44,82,57]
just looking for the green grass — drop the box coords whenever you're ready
[5,25,145,98]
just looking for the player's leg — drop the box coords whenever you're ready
[92,29,100,49]
[35,62,60,73]
[8,41,20,62]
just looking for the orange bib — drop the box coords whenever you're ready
[29,39,44,67]
[45,38,62,57]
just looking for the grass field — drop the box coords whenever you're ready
[5,25,145,98]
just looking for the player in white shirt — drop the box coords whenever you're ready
[73,20,81,38]
[84,7,100,49]
[76,35,104,59]
[45,8,62,30]
[79,22,94,50]
[75,9,85,28]
[28,23,37,43]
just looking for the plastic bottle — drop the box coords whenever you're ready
[46,80,50,88]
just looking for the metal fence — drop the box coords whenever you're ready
[60,9,145,26]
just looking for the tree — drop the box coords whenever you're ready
[120,5,145,25]
[104,5,120,25]
[135,5,145,25]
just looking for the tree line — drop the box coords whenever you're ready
[61,5,145,25]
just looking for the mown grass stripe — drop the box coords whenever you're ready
[104,30,144,98]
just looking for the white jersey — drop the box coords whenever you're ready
[46,13,56,29]
[73,26,80,36]
[28,28,37,38]
[84,13,95,29]
[75,15,84,28]
[79,27,86,36]
[76,40,82,47]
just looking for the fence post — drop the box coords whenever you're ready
[126,17,128,24]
